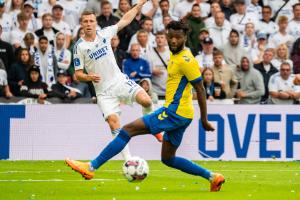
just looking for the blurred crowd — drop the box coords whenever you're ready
[0,0,299,104]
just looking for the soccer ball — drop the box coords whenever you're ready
[122,156,149,182]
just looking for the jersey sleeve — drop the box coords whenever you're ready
[100,25,118,39]
[73,42,84,71]
[180,56,202,84]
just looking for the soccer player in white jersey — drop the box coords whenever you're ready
[73,0,162,161]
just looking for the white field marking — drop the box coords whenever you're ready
[0,169,298,174]
[0,178,125,182]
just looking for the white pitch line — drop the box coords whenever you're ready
[0,169,299,174]
[0,178,125,182]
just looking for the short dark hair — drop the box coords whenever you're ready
[156,30,166,36]
[213,49,223,57]
[166,21,189,35]
[101,0,111,8]
[293,3,300,10]
[262,5,272,11]
[81,10,96,18]
[229,29,239,37]
[39,36,48,42]
[159,0,169,5]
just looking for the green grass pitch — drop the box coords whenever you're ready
[0,161,299,200]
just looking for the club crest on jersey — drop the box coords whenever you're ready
[88,46,108,60]
[183,56,190,62]
[74,58,80,66]
[103,39,106,43]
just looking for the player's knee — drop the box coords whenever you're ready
[107,115,120,129]
[161,157,175,167]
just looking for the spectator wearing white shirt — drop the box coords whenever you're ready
[268,62,300,104]
[52,4,71,48]
[195,37,214,69]
[241,22,257,54]
[246,0,262,19]
[37,0,57,18]
[268,15,294,49]
[199,0,211,18]
[8,0,23,28]
[54,32,71,70]
[130,29,151,58]
[271,43,293,71]
[59,0,84,32]
[208,11,231,50]
[128,17,156,52]
[205,2,221,28]
[22,1,40,32]
[144,31,169,97]
[141,0,160,19]
[153,13,173,34]
[263,0,299,22]
[0,63,13,98]
[173,0,194,19]
[114,0,131,19]
[230,0,259,34]
[153,0,177,33]
[259,5,278,38]
[0,0,13,43]
[287,3,300,40]
[10,12,32,49]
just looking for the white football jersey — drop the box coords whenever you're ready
[73,25,124,95]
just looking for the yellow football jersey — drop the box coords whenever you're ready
[164,49,202,119]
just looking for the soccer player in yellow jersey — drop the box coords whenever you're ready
[66,21,225,192]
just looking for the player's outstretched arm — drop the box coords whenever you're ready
[116,0,147,31]
[75,69,101,83]
[192,80,215,131]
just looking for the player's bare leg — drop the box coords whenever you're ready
[135,90,163,142]
[107,114,131,160]
[161,140,225,192]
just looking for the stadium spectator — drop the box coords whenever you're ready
[0,0,13,43]
[59,0,84,32]
[0,60,13,98]
[241,22,257,54]
[123,43,151,83]
[251,32,268,64]
[139,78,158,104]
[33,36,58,87]
[268,15,294,49]
[20,65,53,104]
[51,69,81,102]
[246,0,262,19]
[85,0,101,16]
[144,31,169,98]
[198,0,211,18]
[22,1,40,32]
[0,25,15,71]
[35,13,59,46]
[14,32,37,56]
[254,48,278,103]
[234,56,265,104]
[230,0,259,34]
[205,2,221,28]
[54,32,71,70]
[114,0,131,19]
[212,50,237,98]
[190,27,210,56]
[128,17,156,52]
[173,0,195,19]
[9,0,23,26]
[271,44,293,71]
[184,4,205,55]
[202,67,226,101]
[266,0,299,22]
[153,0,177,33]
[140,0,160,19]
[259,6,278,38]
[268,62,300,104]
[111,35,127,71]
[207,11,231,50]
[130,29,151,57]
[10,12,32,49]
[97,1,119,28]
[8,48,33,96]
[287,3,300,39]
[195,37,214,69]
[222,29,247,68]
[221,0,234,20]
[52,3,71,48]
[291,37,300,74]
[37,0,57,18]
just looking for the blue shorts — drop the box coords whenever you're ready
[142,107,192,147]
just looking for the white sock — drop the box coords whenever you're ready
[111,129,132,160]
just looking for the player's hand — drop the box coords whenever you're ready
[201,120,215,132]
[87,73,101,83]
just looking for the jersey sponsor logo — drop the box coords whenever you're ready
[88,46,108,60]
[74,58,80,66]
[183,55,190,62]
